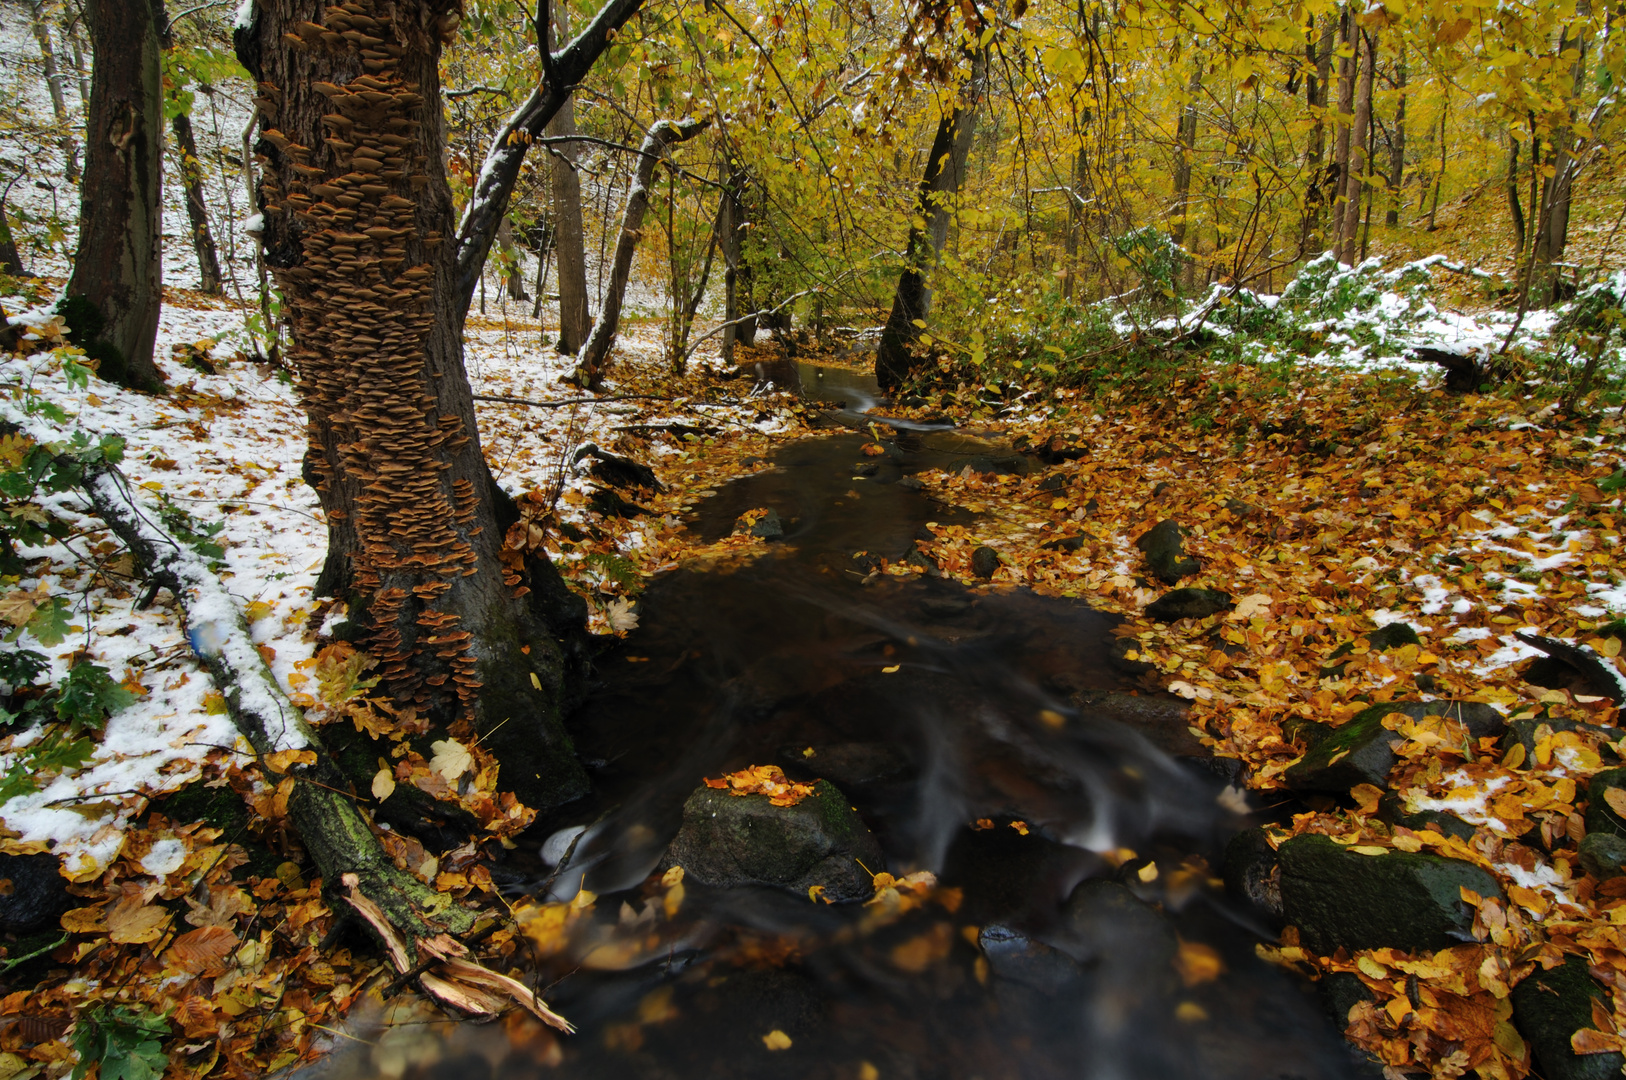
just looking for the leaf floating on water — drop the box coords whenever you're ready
[1175,939,1225,986]
[761,1030,793,1051]
[970,818,994,831]
[1009,820,1029,836]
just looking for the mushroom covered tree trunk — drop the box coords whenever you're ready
[62,0,166,392]
[234,0,655,813]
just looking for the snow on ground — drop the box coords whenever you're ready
[0,285,754,875]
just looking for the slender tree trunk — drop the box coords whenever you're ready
[719,160,754,359]
[1301,13,1335,253]
[546,2,590,353]
[497,217,527,302]
[1426,94,1446,230]
[673,204,719,370]
[1385,49,1406,227]
[0,189,24,277]
[1330,9,1354,256]
[29,0,80,183]
[570,117,708,388]
[1339,28,1375,265]
[1532,3,1590,300]
[171,112,224,295]
[236,0,596,812]
[1507,135,1526,256]
[1170,60,1203,252]
[62,0,165,393]
[875,48,989,392]
[1063,145,1086,300]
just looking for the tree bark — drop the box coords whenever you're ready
[62,0,165,393]
[1300,14,1336,253]
[570,117,708,388]
[29,0,80,183]
[171,112,225,295]
[874,48,989,392]
[497,217,527,302]
[1507,135,1526,256]
[546,3,590,354]
[1170,58,1204,282]
[1338,28,1375,265]
[1384,49,1406,227]
[0,181,24,276]
[1330,9,1354,256]
[236,0,595,813]
[451,0,645,321]
[719,160,754,359]
[1532,3,1590,300]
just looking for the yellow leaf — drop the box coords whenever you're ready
[371,768,396,801]
[429,738,473,781]
[244,600,273,623]
[1501,742,1527,769]
[530,672,541,690]
[882,665,900,673]
[60,905,107,934]
[1350,784,1383,815]
[202,691,227,715]
[1605,787,1626,819]
[1349,846,1388,856]
[1137,862,1159,882]
[1175,1001,1208,1022]
[1356,955,1389,979]
[1175,939,1224,986]
[762,1030,793,1051]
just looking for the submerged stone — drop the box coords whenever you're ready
[978,925,1084,994]
[667,779,883,902]
[1277,833,1503,953]
[971,545,1001,579]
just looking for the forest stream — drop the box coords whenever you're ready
[304,363,1369,1080]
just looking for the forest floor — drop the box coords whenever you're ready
[0,259,1623,1078]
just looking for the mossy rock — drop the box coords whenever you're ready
[1134,519,1199,585]
[1145,587,1232,622]
[1377,792,1476,842]
[1585,768,1626,838]
[1511,956,1625,1080]
[1278,833,1504,953]
[1579,833,1626,881]
[667,779,882,902]
[1284,700,1505,793]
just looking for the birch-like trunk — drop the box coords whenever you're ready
[63,0,165,392]
[571,117,708,388]
[28,0,80,183]
[874,48,989,391]
[546,3,591,353]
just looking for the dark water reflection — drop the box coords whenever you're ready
[303,367,1365,1080]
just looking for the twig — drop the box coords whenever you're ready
[472,392,673,409]
[381,918,502,996]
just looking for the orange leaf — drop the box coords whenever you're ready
[166,925,238,973]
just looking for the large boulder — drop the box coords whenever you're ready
[667,779,883,902]
[1284,700,1505,793]
[1512,956,1626,1080]
[1134,520,1199,584]
[1277,833,1504,953]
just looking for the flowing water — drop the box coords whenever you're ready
[306,360,1366,1080]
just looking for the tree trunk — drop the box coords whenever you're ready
[1338,28,1375,265]
[0,197,24,277]
[1507,135,1526,256]
[1384,49,1406,227]
[719,161,755,359]
[171,112,225,295]
[874,47,989,392]
[570,117,708,388]
[1532,4,1590,300]
[546,4,591,354]
[62,0,165,393]
[29,0,80,183]
[1330,9,1354,256]
[451,0,645,320]
[1170,58,1203,289]
[1301,14,1336,253]
[1063,145,1086,300]
[236,0,596,812]
[497,217,528,302]
[1426,94,1446,230]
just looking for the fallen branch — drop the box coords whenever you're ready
[472,392,673,409]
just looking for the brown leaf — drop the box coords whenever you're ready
[166,925,237,973]
[59,906,106,934]
[106,897,170,945]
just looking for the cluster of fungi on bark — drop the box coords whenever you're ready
[253,0,486,723]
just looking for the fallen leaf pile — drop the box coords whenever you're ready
[703,764,818,807]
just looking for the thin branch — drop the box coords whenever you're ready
[472,392,674,409]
